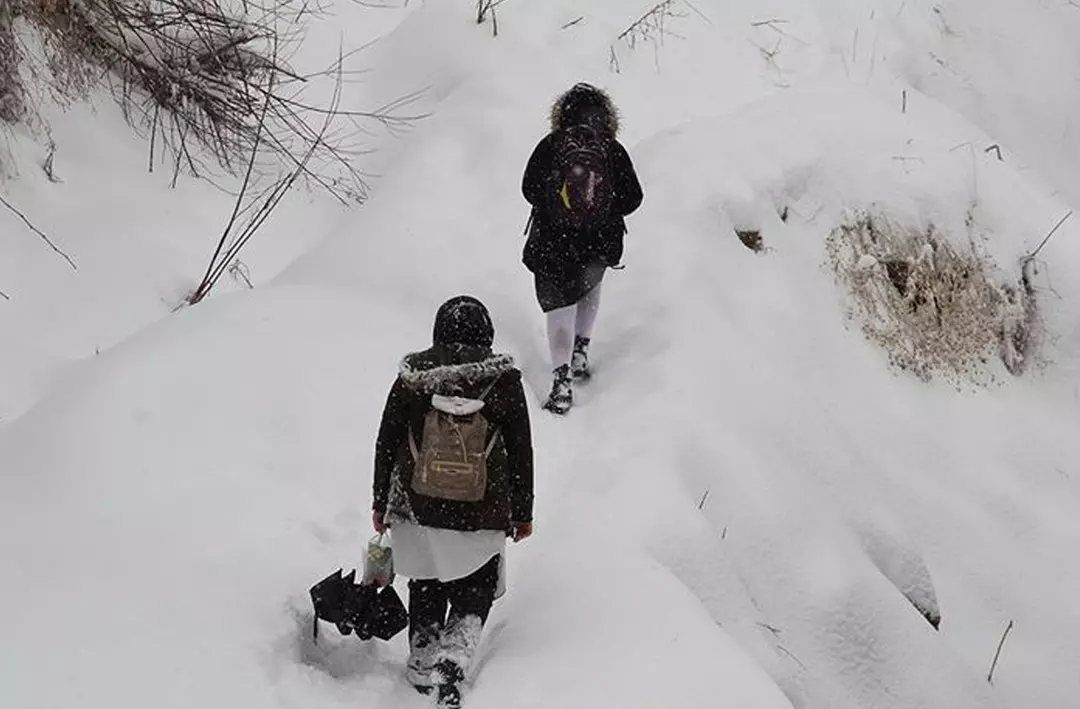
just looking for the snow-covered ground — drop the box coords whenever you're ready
[3,1,1080,708]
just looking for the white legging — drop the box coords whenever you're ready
[546,283,603,370]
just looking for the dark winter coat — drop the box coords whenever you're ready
[372,345,534,533]
[521,84,644,307]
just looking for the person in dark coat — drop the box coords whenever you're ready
[521,82,643,414]
[372,295,534,708]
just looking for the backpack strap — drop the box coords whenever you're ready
[408,427,420,462]
[484,429,502,456]
[477,377,502,456]
[477,376,500,401]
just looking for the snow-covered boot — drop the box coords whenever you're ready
[432,614,482,709]
[406,652,435,695]
[571,336,591,380]
[405,627,438,694]
[542,364,573,415]
[433,658,465,709]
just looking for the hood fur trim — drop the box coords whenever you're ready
[550,83,620,135]
[399,353,516,393]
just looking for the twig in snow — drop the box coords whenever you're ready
[891,155,924,174]
[618,0,679,43]
[42,142,61,183]
[561,16,584,30]
[777,643,807,670]
[683,1,710,23]
[752,36,789,87]
[1024,210,1072,262]
[902,89,907,113]
[750,16,805,44]
[985,144,1003,161]
[0,288,10,300]
[228,259,254,288]
[617,1,694,48]
[932,6,957,37]
[0,192,77,270]
[698,488,710,510]
[476,0,509,31]
[987,619,1014,684]
[608,44,621,74]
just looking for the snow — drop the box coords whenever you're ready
[3,1,1080,708]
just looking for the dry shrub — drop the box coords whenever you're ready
[825,209,1036,386]
[1,2,28,124]
[2,0,423,201]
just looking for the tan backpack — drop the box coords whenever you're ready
[408,380,500,502]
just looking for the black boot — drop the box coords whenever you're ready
[571,336,591,380]
[542,364,573,415]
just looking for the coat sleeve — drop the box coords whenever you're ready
[501,372,535,523]
[611,141,643,218]
[522,135,555,208]
[373,376,410,513]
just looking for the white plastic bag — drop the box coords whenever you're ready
[363,533,395,587]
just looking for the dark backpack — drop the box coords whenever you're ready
[550,125,615,232]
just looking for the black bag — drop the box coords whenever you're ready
[309,568,408,643]
[550,125,615,233]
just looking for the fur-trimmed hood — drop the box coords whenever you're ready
[399,349,516,395]
[550,82,620,136]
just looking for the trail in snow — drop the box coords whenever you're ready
[3,2,1080,709]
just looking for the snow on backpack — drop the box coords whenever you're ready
[408,380,500,502]
[551,124,615,231]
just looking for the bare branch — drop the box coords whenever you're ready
[619,1,680,42]
[1025,209,1072,261]
[987,620,1014,684]
[615,0,705,65]
[751,19,788,28]
[187,38,346,304]
[0,191,77,270]
[188,66,274,304]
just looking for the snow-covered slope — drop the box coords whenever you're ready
[3,1,1080,708]
[0,97,345,422]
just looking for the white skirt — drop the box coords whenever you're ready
[391,523,506,583]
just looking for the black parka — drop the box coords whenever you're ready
[520,84,643,298]
[373,345,534,533]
